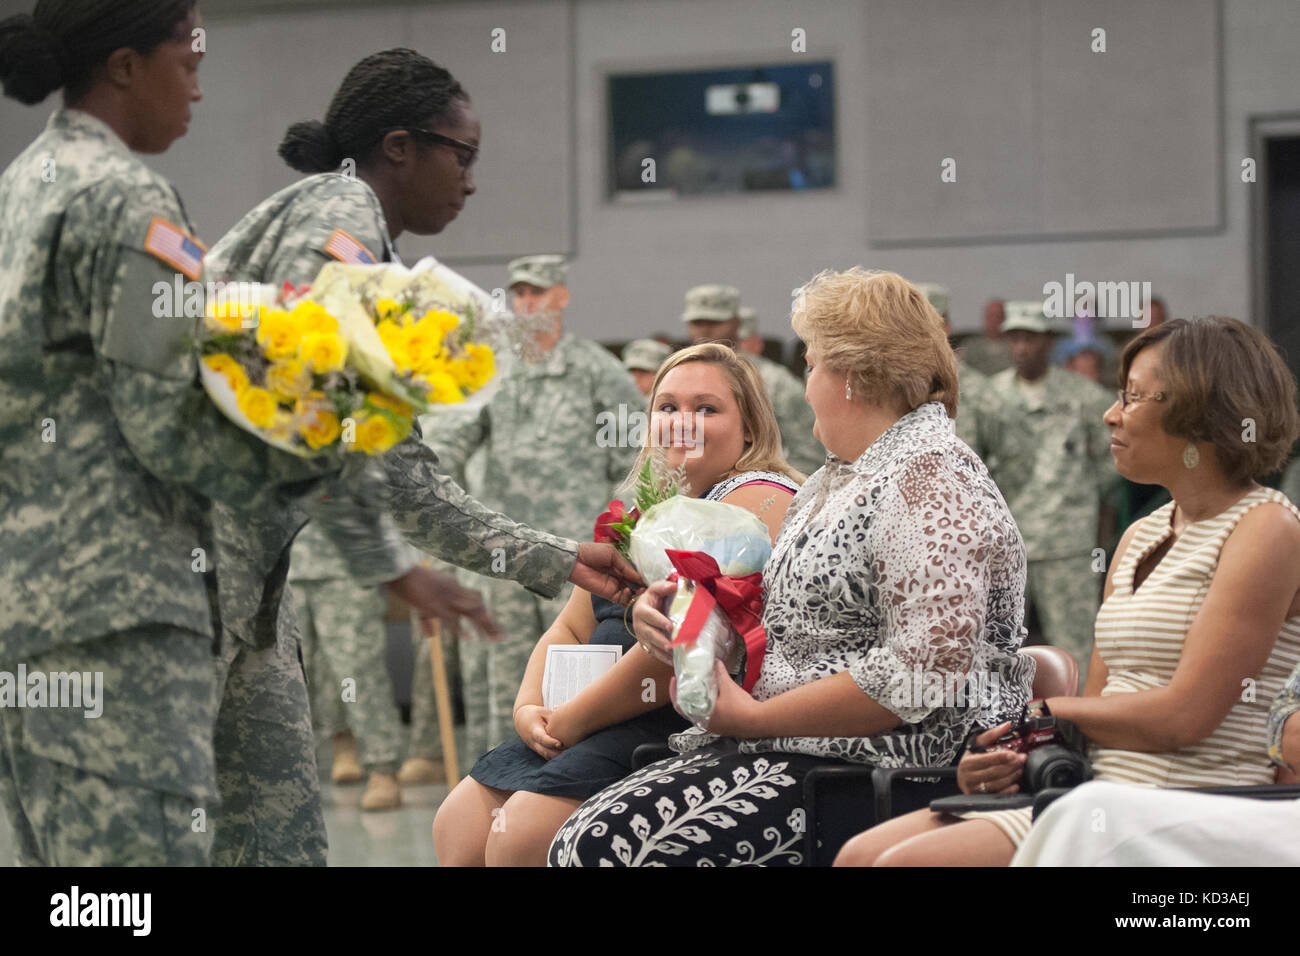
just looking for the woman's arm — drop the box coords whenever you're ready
[512,585,597,717]
[548,484,796,745]
[1049,502,1300,751]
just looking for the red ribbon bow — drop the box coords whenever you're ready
[663,548,766,692]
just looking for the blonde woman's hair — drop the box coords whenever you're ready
[621,342,804,495]
[791,268,959,418]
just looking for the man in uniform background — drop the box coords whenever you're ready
[622,337,672,398]
[422,254,644,757]
[972,300,1117,685]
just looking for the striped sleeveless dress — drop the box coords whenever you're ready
[963,486,1300,846]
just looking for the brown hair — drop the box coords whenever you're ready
[1119,316,1300,483]
[790,268,959,418]
[621,342,804,494]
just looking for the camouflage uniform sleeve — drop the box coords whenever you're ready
[420,402,487,488]
[300,462,420,586]
[590,345,645,485]
[1267,658,1300,772]
[371,425,578,598]
[83,184,336,511]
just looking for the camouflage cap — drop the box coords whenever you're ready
[681,284,740,323]
[915,282,949,318]
[737,306,759,338]
[623,338,672,372]
[1001,299,1050,334]
[508,254,567,290]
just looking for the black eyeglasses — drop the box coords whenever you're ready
[378,127,478,172]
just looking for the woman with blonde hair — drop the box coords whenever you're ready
[836,315,1300,867]
[549,269,1033,867]
[434,343,801,866]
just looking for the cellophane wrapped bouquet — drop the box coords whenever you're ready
[594,455,772,729]
[198,257,496,457]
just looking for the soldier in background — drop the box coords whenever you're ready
[682,285,823,475]
[737,306,764,356]
[622,337,671,398]
[917,282,983,449]
[423,254,644,758]
[962,297,1013,377]
[972,301,1117,685]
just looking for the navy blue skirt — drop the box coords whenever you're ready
[469,594,689,801]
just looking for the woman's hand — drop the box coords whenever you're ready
[669,660,763,738]
[544,704,587,751]
[631,580,678,665]
[956,723,1027,794]
[514,704,564,760]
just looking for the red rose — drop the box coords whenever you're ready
[594,500,629,543]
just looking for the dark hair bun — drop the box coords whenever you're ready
[278,120,344,173]
[0,14,67,105]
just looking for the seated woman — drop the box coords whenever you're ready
[432,343,802,866]
[548,269,1034,867]
[1009,656,1300,865]
[835,315,1300,867]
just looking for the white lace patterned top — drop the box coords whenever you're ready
[671,401,1034,767]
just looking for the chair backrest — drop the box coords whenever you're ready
[1021,645,1080,698]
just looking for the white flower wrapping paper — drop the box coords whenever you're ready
[628,497,772,728]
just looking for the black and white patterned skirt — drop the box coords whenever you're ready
[547,746,839,867]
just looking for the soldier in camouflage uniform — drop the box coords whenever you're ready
[962,298,1013,377]
[623,337,672,398]
[422,254,644,758]
[917,282,985,449]
[682,285,824,475]
[972,301,1118,685]
[0,2,344,866]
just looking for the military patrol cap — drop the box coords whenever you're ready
[1001,299,1050,334]
[508,254,567,289]
[916,282,949,318]
[682,284,740,323]
[623,338,672,373]
[737,306,759,338]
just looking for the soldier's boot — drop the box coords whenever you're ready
[396,757,445,785]
[330,732,364,785]
[360,772,402,812]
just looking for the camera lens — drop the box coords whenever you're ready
[1023,746,1090,791]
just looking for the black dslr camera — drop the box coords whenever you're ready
[967,699,1092,792]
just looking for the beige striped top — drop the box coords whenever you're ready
[1089,486,1300,787]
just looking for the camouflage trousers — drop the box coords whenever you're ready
[1026,554,1102,690]
[459,574,571,761]
[210,620,327,866]
[0,626,218,865]
[291,579,402,775]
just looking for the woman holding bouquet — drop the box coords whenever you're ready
[549,269,1035,867]
[433,343,801,866]
[201,49,642,856]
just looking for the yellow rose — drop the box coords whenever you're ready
[202,353,250,394]
[236,385,279,427]
[204,300,249,333]
[419,309,461,338]
[425,371,464,405]
[267,408,295,443]
[298,409,341,449]
[449,343,495,391]
[367,392,413,417]
[299,331,348,374]
[352,414,401,454]
[255,309,303,361]
[293,301,339,336]
[265,358,311,400]
[375,298,404,323]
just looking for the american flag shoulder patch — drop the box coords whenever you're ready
[324,229,378,265]
[144,217,206,281]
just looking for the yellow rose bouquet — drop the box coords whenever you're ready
[197,259,497,457]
